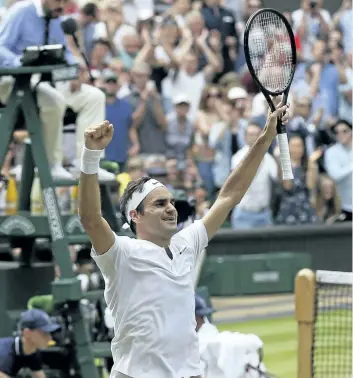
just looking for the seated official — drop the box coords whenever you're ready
[0,309,61,378]
[0,0,114,181]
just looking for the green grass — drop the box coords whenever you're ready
[218,316,297,378]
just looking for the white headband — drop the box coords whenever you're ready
[122,179,165,229]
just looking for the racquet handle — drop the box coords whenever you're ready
[277,132,294,180]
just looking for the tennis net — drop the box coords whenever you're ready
[295,269,352,378]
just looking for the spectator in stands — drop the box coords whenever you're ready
[161,25,222,120]
[63,2,99,65]
[276,134,317,225]
[136,19,179,94]
[231,122,278,229]
[123,62,167,156]
[332,0,352,54]
[107,58,131,98]
[208,101,232,193]
[307,39,339,122]
[193,184,210,220]
[194,85,225,195]
[163,0,191,23]
[311,174,342,224]
[0,309,60,378]
[118,32,142,71]
[227,86,250,145]
[122,0,154,28]
[165,94,193,170]
[184,157,204,192]
[324,120,352,221]
[289,97,323,155]
[201,0,238,74]
[331,43,352,123]
[0,0,112,180]
[292,0,331,61]
[94,2,135,55]
[116,156,145,200]
[90,38,113,72]
[98,69,135,171]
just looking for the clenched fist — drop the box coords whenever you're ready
[84,121,114,150]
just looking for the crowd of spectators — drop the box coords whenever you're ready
[0,0,352,230]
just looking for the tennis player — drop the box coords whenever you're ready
[78,100,289,378]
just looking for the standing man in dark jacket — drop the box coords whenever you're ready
[201,0,238,74]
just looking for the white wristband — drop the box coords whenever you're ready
[80,146,103,174]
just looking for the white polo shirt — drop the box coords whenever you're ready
[92,220,209,378]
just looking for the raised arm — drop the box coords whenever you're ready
[202,102,289,240]
[78,121,115,254]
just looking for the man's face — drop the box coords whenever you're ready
[188,15,204,36]
[132,187,178,240]
[175,103,190,117]
[131,71,149,90]
[79,12,96,27]
[26,329,52,349]
[183,54,198,75]
[245,124,262,147]
[334,122,352,146]
[43,0,67,18]
[294,98,311,118]
[104,80,119,97]
[123,35,141,56]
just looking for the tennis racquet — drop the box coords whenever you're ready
[244,8,297,180]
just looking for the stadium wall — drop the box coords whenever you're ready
[207,222,352,272]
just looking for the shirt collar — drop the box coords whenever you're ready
[34,0,45,17]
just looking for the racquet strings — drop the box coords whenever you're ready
[247,11,294,93]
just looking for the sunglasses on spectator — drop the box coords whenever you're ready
[207,93,221,98]
[334,128,350,135]
[128,165,142,171]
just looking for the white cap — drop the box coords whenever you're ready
[138,9,153,20]
[227,87,248,100]
[173,94,191,105]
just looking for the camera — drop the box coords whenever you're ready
[172,189,196,225]
[309,0,318,9]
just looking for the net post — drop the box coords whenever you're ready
[295,268,316,378]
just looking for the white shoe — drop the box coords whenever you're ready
[51,164,74,180]
[9,165,22,181]
[10,164,73,181]
[69,160,116,182]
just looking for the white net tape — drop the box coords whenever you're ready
[316,270,353,285]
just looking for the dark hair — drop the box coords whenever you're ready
[81,3,98,18]
[120,176,152,234]
[289,133,308,170]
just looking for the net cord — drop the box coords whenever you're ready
[316,270,353,285]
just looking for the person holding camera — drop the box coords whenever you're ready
[0,309,60,378]
[0,0,113,181]
[292,0,332,61]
